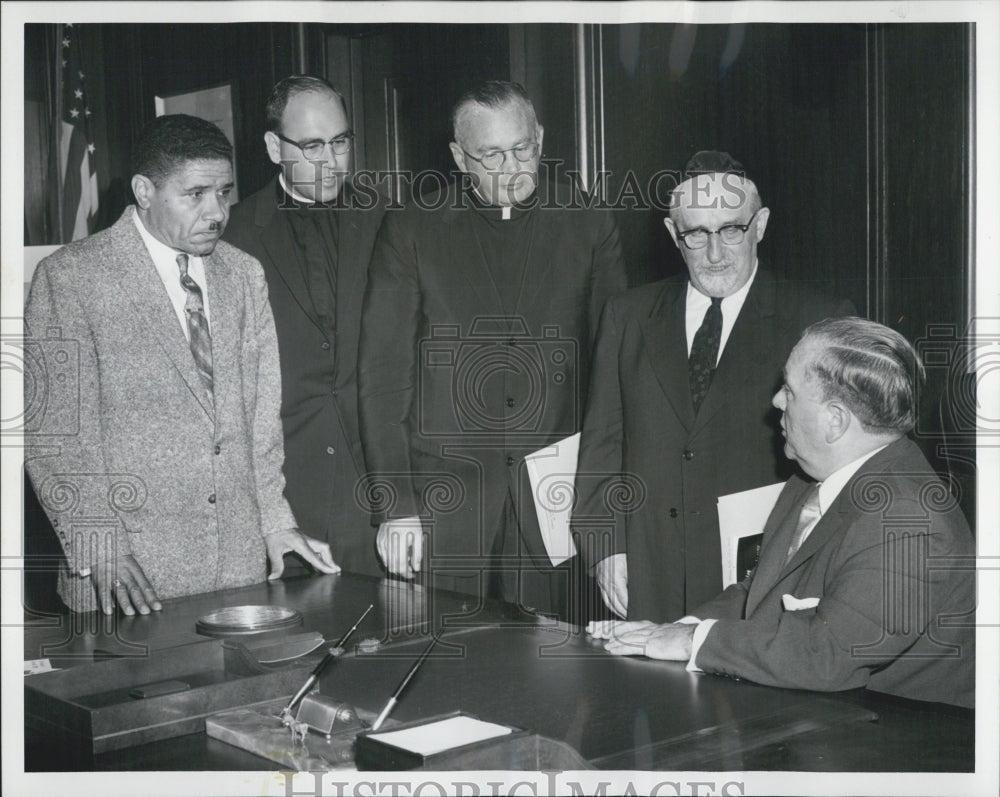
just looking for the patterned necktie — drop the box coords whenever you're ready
[688,296,723,414]
[176,253,214,398]
[784,484,822,566]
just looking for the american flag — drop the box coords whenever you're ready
[59,24,99,242]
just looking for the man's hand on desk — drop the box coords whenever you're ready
[265,529,341,579]
[376,517,424,578]
[594,553,628,618]
[587,620,696,660]
[87,554,162,616]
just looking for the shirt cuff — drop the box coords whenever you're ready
[675,615,701,624]
[685,619,718,672]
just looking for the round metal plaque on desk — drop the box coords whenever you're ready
[196,605,303,637]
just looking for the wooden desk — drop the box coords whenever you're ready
[23,572,974,772]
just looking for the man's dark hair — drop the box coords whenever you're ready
[131,114,232,185]
[451,80,537,141]
[803,317,925,434]
[265,74,347,133]
[683,150,746,180]
[669,150,761,219]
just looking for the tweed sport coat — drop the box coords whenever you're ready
[24,207,296,611]
[690,437,976,708]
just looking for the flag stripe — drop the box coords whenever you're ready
[59,25,99,242]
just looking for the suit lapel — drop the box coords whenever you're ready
[334,191,366,334]
[745,476,813,614]
[202,251,238,420]
[783,440,910,572]
[443,199,506,316]
[638,282,695,430]
[510,190,551,318]
[116,211,215,420]
[692,269,777,434]
[747,440,914,614]
[255,180,324,334]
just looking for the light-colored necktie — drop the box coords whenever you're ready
[176,253,214,398]
[784,484,822,565]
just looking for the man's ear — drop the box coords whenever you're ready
[131,174,155,210]
[448,141,467,173]
[264,131,282,166]
[535,124,544,154]
[664,216,681,248]
[824,400,852,444]
[753,206,771,242]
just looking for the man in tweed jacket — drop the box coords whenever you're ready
[24,114,338,615]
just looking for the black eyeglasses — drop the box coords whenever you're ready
[275,130,354,160]
[461,142,539,170]
[677,210,759,250]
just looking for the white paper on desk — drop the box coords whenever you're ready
[524,432,580,566]
[717,481,785,588]
[367,715,513,756]
[23,658,57,676]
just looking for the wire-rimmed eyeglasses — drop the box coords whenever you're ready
[461,142,539,170]
[275,130,354,160]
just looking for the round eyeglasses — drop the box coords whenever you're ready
[276,131,354,160]
[677,210,759,250]
[461,142,539,170]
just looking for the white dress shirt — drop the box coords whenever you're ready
[686,443,890,670]
[684,262,758,363]
[132,211,211,340]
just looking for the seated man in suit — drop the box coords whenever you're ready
[589,318,975,708]
[574,151,854,623]
[24,114,339,616]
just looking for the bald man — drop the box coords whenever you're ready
[574,151,855,623]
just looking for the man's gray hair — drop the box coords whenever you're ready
[451,80,537,142]
[802,317,925,434]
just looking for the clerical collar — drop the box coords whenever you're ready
[277,173,346,209]
[467,185,537,222]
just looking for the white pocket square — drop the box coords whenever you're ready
[782,593,820,611]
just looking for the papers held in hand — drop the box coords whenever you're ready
[716,481,785,588]
[524,432,580,566]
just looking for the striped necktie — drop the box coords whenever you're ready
[176,253,214,398]
[784,484,822,566]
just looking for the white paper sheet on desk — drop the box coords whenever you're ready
[367,715,513,756]
[524,432,580,566]
[717,481,785,588]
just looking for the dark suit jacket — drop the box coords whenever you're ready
[223,179,387,576]
[691,437,975,708]
[358,182,628,572]
[574,270,854,621]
